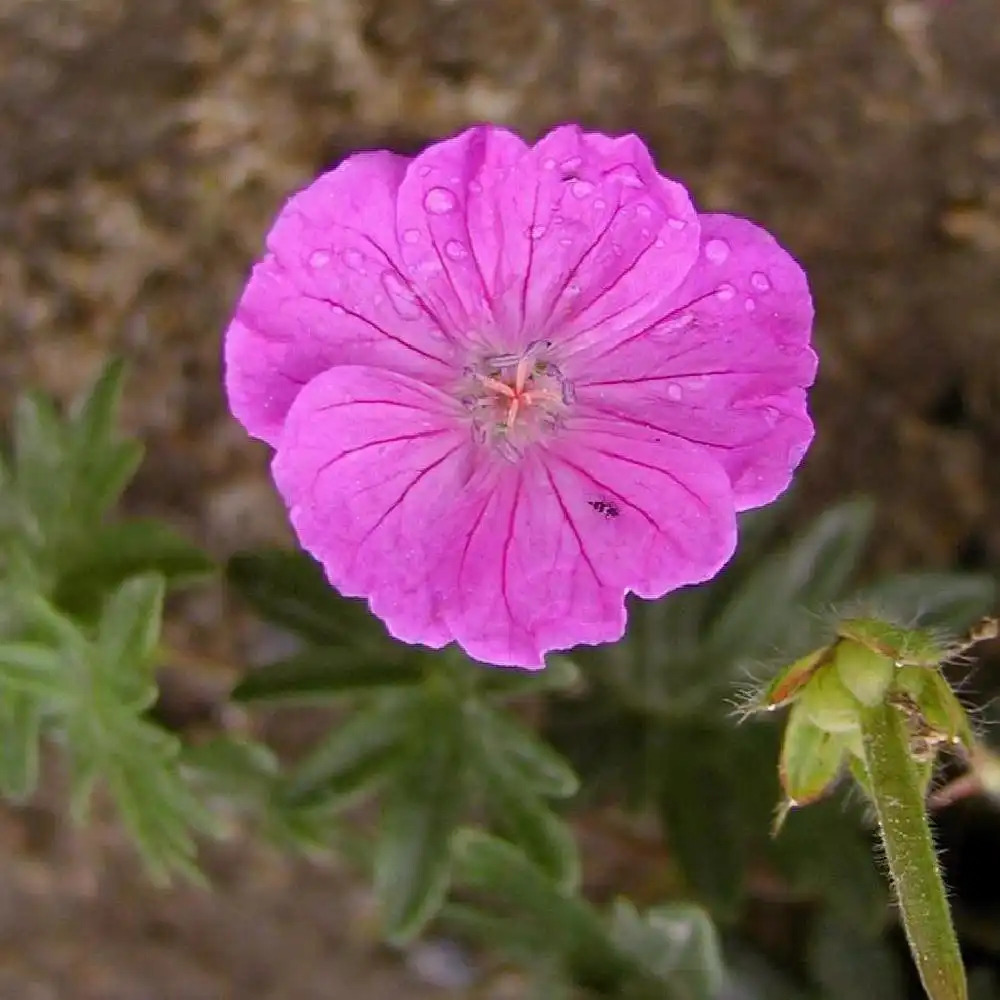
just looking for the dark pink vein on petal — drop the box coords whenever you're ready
[591,445,712,511]
[311,429,449,484]
[541,465,603,589]
[500,475,525,645]
[305,292,453,368]
[573,288,719,368]
[520,185,542,335]
[548,452,661,533]
[357,232,460,343]
[350,442,465,557]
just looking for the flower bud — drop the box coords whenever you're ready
[834,639,894,707]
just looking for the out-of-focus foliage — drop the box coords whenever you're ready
[2,361,997,997]
[0,362,215,879]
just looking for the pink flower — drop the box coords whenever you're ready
[225,125,816,668]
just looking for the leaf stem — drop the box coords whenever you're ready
[860,701,966,1000]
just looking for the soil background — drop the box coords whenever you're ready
[2,0,1000,997]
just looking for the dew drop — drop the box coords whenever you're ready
[424,187,457,214]
[744,297,757,312]
[667,217,688,230]
[542,157,557,170]
[559,236,574,247]
[308,249,331,268]
[381,271,422,319]
[343,248,366,273]
[608,163,643,188]
[705,238,730,264]
[402,228,421,244]
[715,283,736,302]
[418,166,432,178]
[750,271,772,291]
[469,180,483,194]
[527,224,546,240]
[561,155,583,172]
[667,382,683,401]
[593,198,607,211]
[634,203,652,219]
[570,179,594,198]
[444,239,468,260]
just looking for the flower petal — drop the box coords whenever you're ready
[438,425,737,668]
[272,364,476,649]
[396,125,700,356]
[225,151,461,445]
[571,213,816,509]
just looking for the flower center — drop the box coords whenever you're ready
[461,340,575,460]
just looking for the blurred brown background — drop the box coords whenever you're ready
[1,0,999,996]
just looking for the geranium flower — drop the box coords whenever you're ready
[224,124,816,668]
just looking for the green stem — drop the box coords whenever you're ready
[860,701,967,1000]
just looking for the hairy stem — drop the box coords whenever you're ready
[860,701,966,1000]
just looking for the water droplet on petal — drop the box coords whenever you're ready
[308,250,331,268]
[667,383,683,401]
[561,156,583,172]
[444,239,468,260]
[744,297,757,312]
[418,166,432,178]
[667,217,688,230]
[635,203,652,219]
[607,163,644,187]
[402,228,421,244]
[381,271,422,319]
[750,271,772,291]
[715,282,736,302]
[469,180,483,194]
[763,406,780,426]
[593,198,607,211]
[424,187,457,214]
[343,248,366,273]
[570,179,594,198]
[559,236,574,247]
[527,224,546,240]
[542,157,557,170]
[705,238,730,264]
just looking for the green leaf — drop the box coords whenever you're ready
[67,360,144,516]
[374,691,468,942]
[0,641,68,700]
[451,831,625,989]
[472,703,579,799]
[182,735,280,798]
[708,499,875,663]
[12,391,66,539]
[55,520,214,614]
[232,649,422,704]
[282,692,412,807]
[226,550,380,646]
[478,753,580,890]
[853,572,997,631]
[0,693,41,801]
[609,899,725,1000]
[70,358,126,453]
[97,574,165,676]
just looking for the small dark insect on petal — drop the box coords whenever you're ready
[588,499,620,519]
